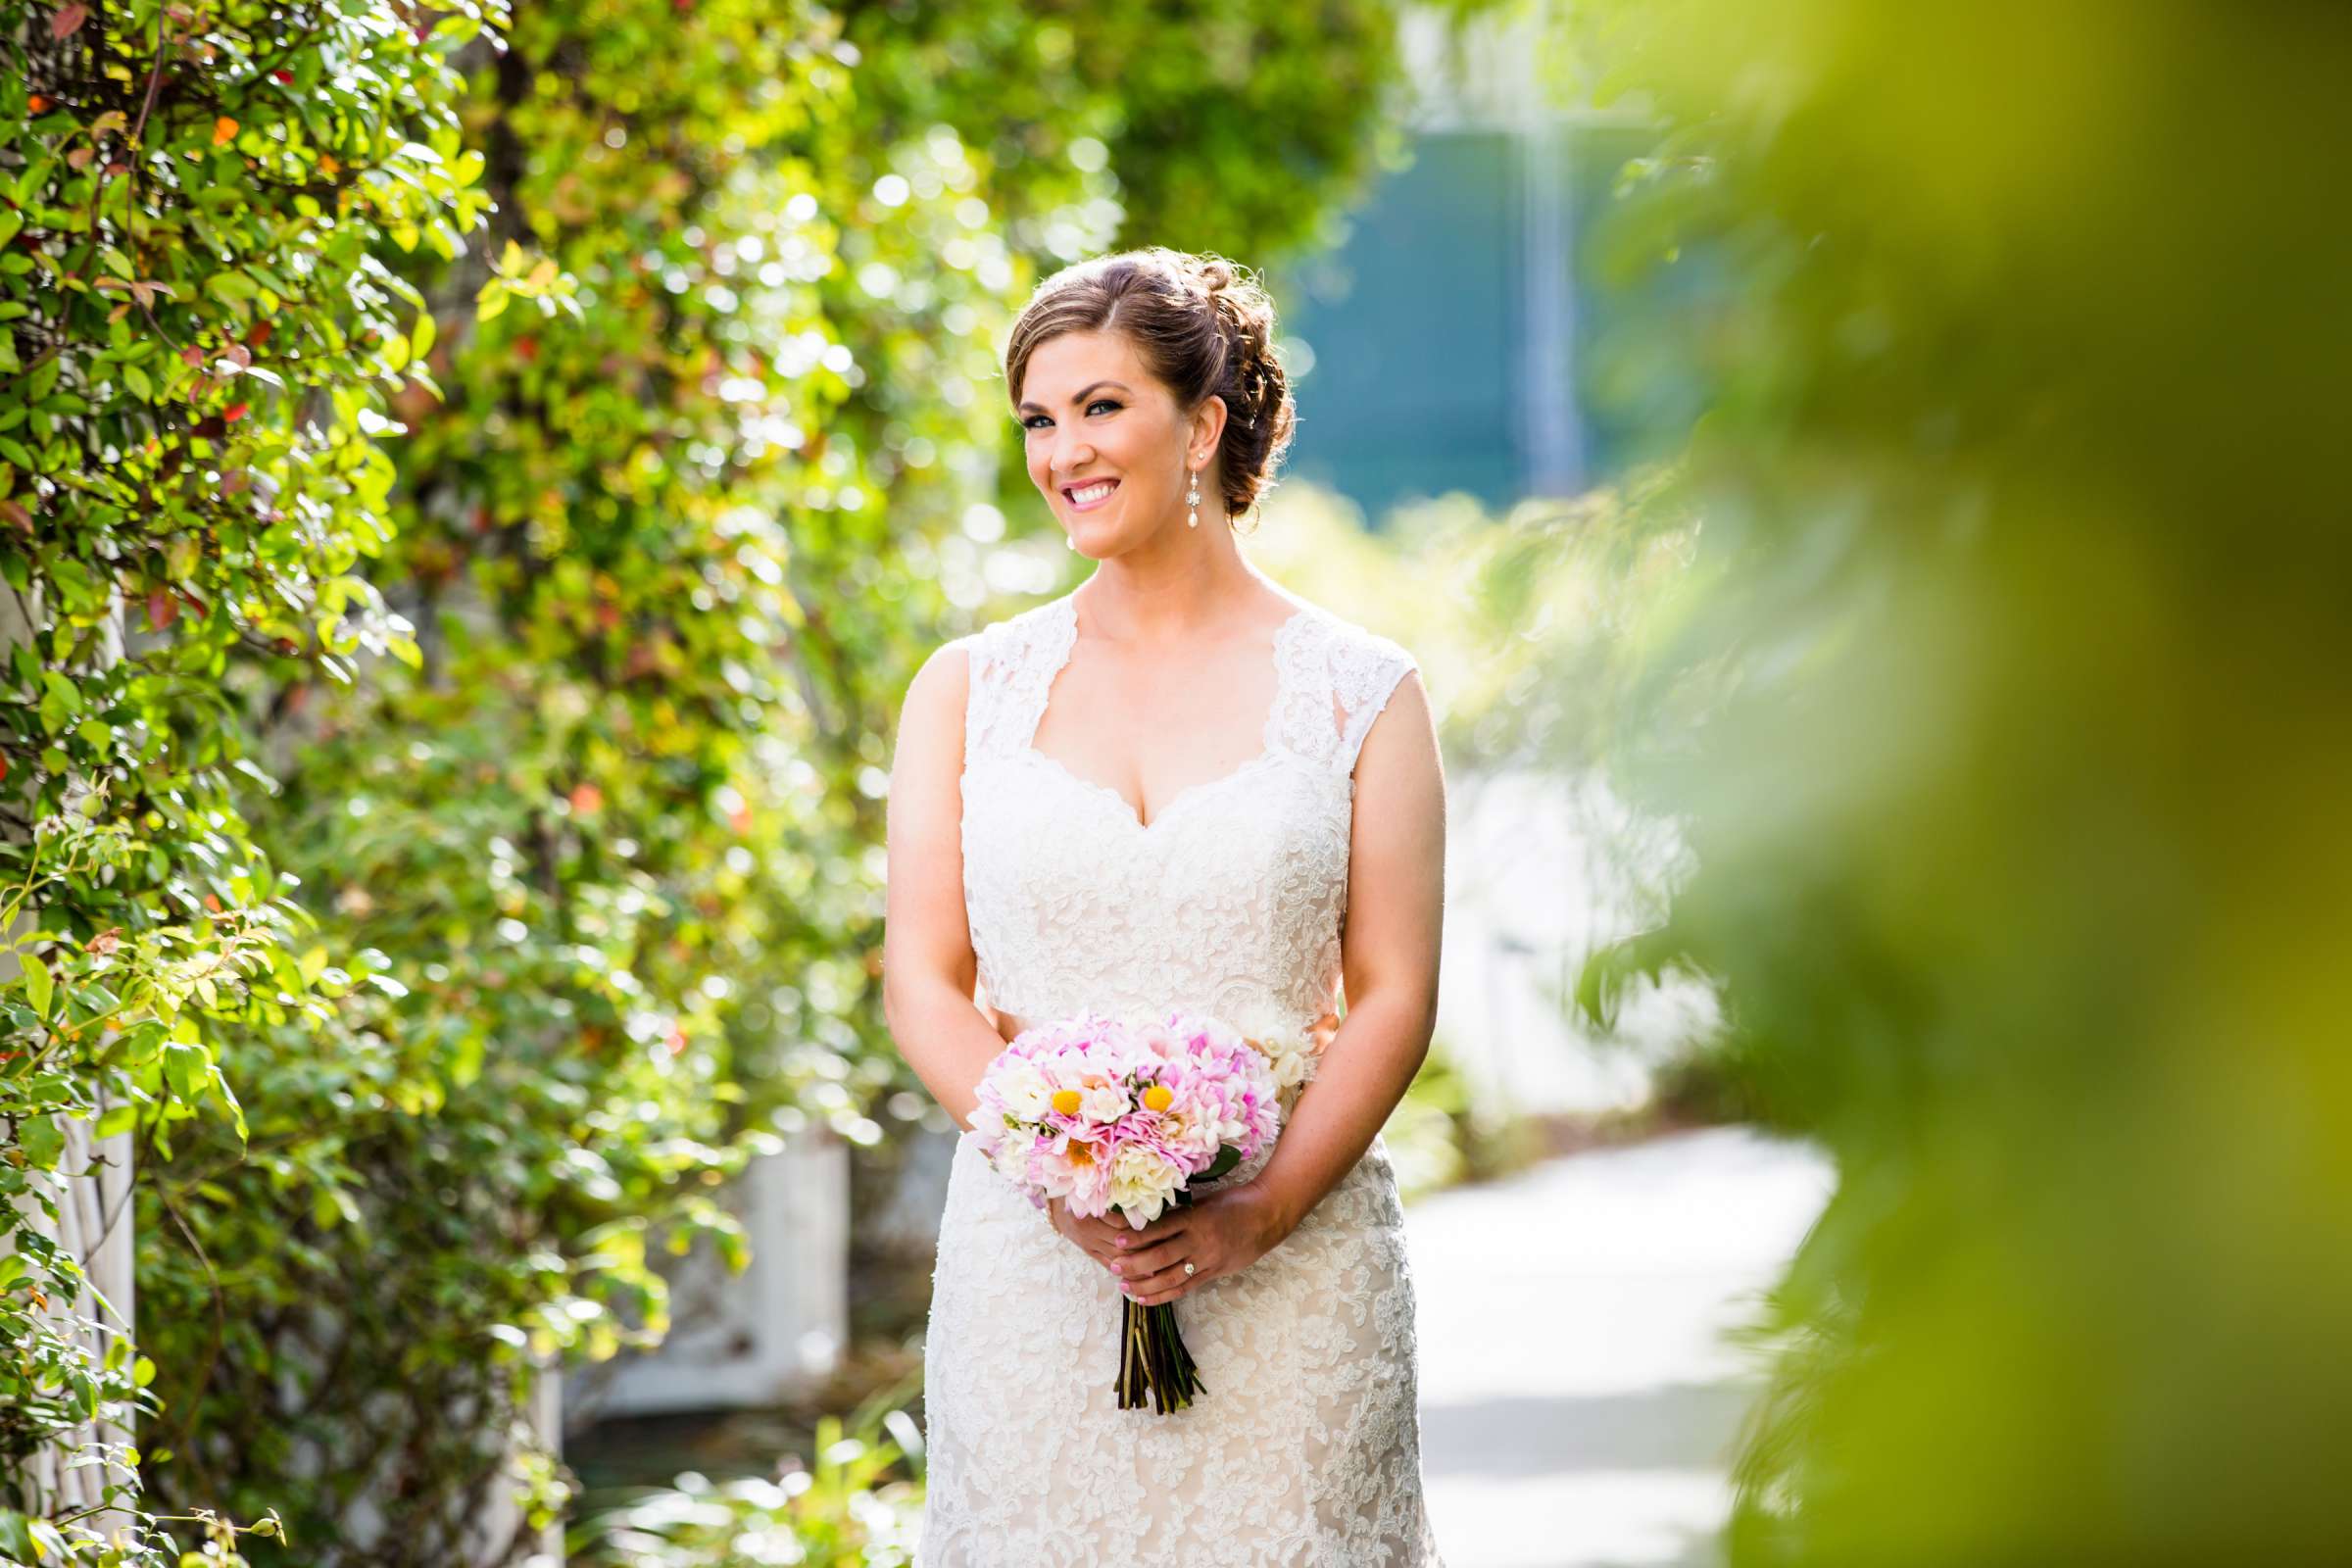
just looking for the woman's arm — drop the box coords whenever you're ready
[880,640,1004,1130]
[1249,666,1446,1233]
[880,640,1140,1277]
[1112,668,1447,1306]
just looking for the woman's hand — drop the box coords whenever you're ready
[1045,1195,1134,1275]
[1110,1182,1293,1307]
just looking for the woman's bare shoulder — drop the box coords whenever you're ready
[896,637,974,758]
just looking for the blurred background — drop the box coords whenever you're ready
[4,0,2347,1564]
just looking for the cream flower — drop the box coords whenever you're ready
[1079,1082,1131,1123]
[994,1058,1054,1121]
[1107,1143,1183,1227]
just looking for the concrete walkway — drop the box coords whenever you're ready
[1404,1126,1836,1568]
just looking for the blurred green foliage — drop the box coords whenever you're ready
[1565,2,2352,1562]
[838,0,1515,266]
[568,1383,923,1568]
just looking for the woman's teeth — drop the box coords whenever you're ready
[1067,480,1118,509]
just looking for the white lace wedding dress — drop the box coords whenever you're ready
[918,590,1446,1567]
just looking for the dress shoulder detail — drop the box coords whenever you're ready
[1269,601,1421,781]
[961,597,1077,765]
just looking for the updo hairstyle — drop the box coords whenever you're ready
[1004,248,1298,527]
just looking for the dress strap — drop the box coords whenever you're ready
[963,595,1079,763]
[1269,606,1420,780]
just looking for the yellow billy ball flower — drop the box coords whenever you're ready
[1143,1084,1174,1112]
[1052,1088,1083,1116]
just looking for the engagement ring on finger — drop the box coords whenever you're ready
[1183,1262,1197,1276]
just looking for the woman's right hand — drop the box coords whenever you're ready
[1047,1196,1136,1283]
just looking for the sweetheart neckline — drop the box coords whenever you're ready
[1014,744,1294,836]
[1017,598,1313,834]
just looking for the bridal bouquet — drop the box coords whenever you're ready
[970,1006,1321,1413]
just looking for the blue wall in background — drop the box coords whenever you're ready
[1266,119,1696,526]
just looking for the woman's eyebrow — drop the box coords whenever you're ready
[1016,379,1131,415]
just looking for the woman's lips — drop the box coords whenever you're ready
[1063,478,1120,513]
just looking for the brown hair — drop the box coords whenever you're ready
[1004,247,1298,526]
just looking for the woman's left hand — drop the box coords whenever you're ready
[1111,1182,1292,1306]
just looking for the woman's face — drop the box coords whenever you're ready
[1016,328,1223,557]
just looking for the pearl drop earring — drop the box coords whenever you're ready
[1186,467,1200,529]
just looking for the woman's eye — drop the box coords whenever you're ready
[1021,399,1121,431]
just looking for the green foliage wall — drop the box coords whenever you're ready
[3,0,487,1558]
[1569,2,2352,1562]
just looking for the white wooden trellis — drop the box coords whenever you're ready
[0,1118,139,1538]
[562,1133,850,1424]
[1,589,140,1538]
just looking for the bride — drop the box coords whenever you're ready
[882,247,1448,1566]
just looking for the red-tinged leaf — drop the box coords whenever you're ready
[0,500,29,532]
[0,756,8,783]
[202,894,221,913]
[86,927,121,956]
[50,3,88,39]
[248,320,273,346]
[108,303,130,324]
[271,69,294,84]
[226,342,252,368]
[180,345,205,368]
[67,147,95,171]
[146,589,177,632]
[223,402,249,422]
[129,281,153,307]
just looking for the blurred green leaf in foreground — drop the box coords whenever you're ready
[1565,1,2352,1562]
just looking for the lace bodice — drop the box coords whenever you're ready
[959,590,1419,1041]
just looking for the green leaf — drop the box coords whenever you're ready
[161,1039,206,1101]
[18,1114,65,1171]
[0,1508,35,1562]
[20,955,51,1019]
